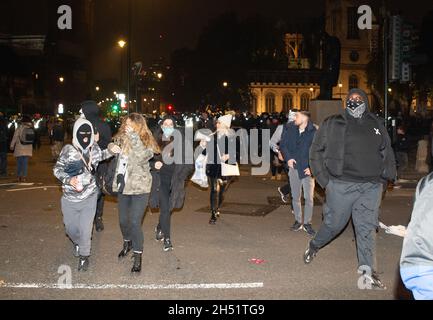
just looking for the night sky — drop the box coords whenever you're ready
[1,0,433,81]
[92,0,433,80]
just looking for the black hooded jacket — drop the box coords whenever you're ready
[309,88,396,188]
[149,115,194,211]
[81,101,112,150]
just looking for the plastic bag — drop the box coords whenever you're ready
[191,154,208,188]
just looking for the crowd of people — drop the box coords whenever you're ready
[1,87,432,299]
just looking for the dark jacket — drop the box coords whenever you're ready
[394,133,409,153]
[310,112,396,188]
[280,121,316,179]
[203,133,237,178]
[149,126,194,211]
[81,101,112,150]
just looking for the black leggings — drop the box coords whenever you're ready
[209,177,227,211]
[157,173,172,239]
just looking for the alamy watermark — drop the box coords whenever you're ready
[58,5,72,30]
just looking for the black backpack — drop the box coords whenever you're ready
[97,156,118,196]
[20,127,35,145]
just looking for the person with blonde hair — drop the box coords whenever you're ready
[199,114,237,224]
[110,113,160,273]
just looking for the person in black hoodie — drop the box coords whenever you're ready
[80,101,113,232]
[305,88,396,290]
[149,115,194,251]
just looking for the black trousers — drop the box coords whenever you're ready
[157,173,173,239]
[117,193,149,253]
[311,179,382,270]
[209,176,227,211]
[95,191,105,220]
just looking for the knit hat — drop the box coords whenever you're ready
[218,114,232,129]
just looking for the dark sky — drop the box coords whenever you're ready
[92,0,433,80]
[1,0,432,81]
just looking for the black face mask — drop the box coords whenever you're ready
[77,124,92,150]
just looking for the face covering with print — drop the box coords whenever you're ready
[346,97,366,118]
[77,124,93,150]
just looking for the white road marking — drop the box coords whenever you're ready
[6,186,59,192]
[0,282,264,290]
[0,183,34,187]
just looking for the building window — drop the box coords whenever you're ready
[349,74,359,90]
[265,93,276,113]
[347,7,360,39]
[300,93,310,110]
[282,93,293,112]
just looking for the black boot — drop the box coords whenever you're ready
[118,240,132,260]
[78,256,89,272]
[131,252,142,273]
[95,217,104,232]
[209,210,217,225]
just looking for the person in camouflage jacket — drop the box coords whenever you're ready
[111,113,160,274]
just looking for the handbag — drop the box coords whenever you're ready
[217,144,240,177]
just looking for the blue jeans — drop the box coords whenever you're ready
[16,156,29,177]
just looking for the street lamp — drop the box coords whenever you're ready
[59,76,64,83]
[157,73,163,79]
[96,86,100,92]
[118,40,126,48]
[223,81,228,88]
[338,83,343,99]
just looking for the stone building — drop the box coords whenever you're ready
[250,0,379,113]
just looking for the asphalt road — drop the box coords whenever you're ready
[0,144,416,300]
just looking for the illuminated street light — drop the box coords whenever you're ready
[157,73,163,79]
[310,87,314,92]
[96,86,100,91]
[118,40,126,48]
[223,81,228,88]
[338,83,343,88]
[114,91,117,96]
[388,88,392,93]
[59,77,64,83]
[58,104,64,114]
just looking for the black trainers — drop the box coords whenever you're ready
[73,244,80,258]
[78,256,89,272]
[303,224,316,237]
[163,238,173,252]
[155,226,164,242]
[95,217,104,232]
[303,241,318,264]
[277,187,289,203]
[358,269,387,290]
[290,221,303,232]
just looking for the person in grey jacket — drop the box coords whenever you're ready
[305,88,396,290]
[400,172,433,300]
[53,118,116,272]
